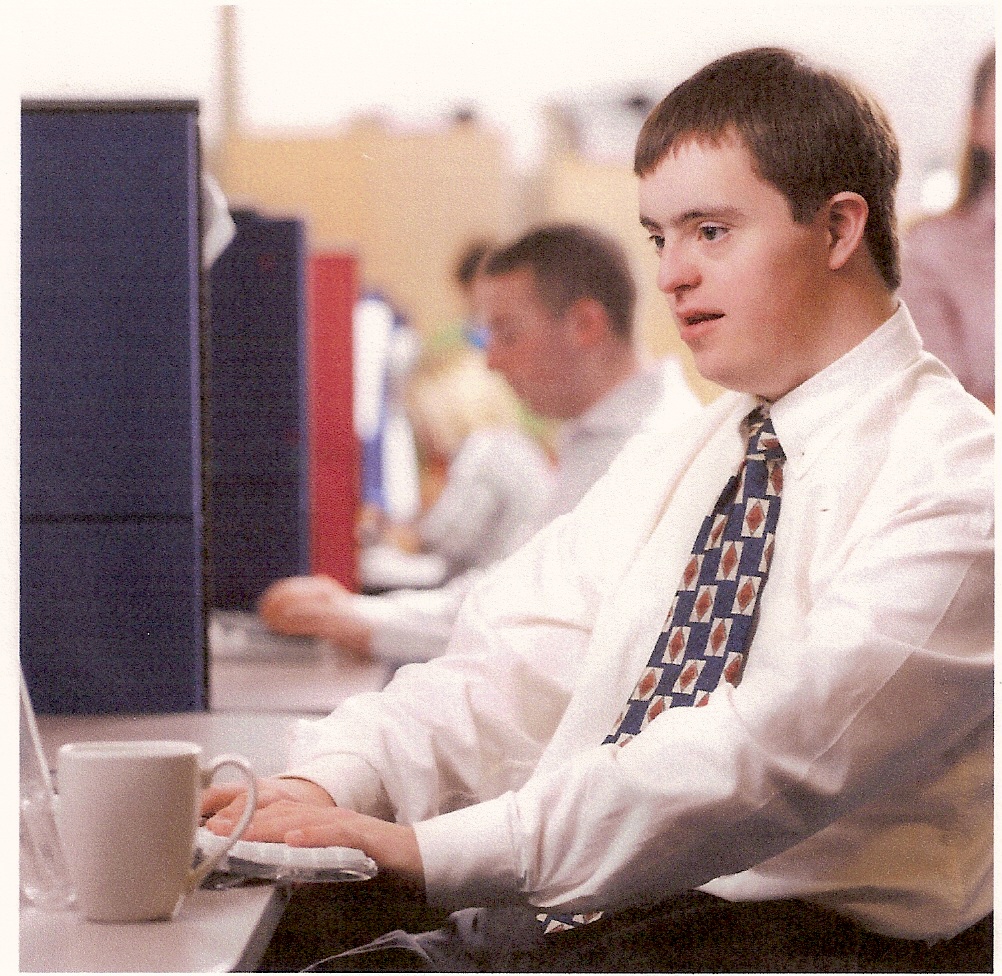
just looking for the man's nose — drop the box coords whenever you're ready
[657,242,700,297]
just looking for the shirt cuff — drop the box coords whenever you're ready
[413,793,522,910]
[284,751,395,822]
[350,591,456,664]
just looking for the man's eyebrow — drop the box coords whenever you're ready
[641,207,744,232]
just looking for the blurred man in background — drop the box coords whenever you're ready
[259,223,702,665]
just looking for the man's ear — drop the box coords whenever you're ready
[825,192,869,272]
[567,297,609,347]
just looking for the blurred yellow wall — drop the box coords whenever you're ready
[216,120,722,403]
[218,119,518,336]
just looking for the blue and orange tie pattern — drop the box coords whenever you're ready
[539,404,785,934]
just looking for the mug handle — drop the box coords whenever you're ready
[187,753,259,890]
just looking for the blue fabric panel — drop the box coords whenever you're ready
[21,108,200,518]
[207,494,309,611]
[21,520,205,714]
[207,210,309,608]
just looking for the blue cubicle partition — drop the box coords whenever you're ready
[206,209,310,611]
[21,101,206,713]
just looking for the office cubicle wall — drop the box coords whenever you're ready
[21,101,206,713]
[206,209,311,611]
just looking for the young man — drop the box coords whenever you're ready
[205,49,993,971]
[258,224,701,665]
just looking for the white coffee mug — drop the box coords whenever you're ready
[56,740,258,922]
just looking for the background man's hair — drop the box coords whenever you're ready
[635,47,902,290]
[482,224,637,339]
[454,239,494,290]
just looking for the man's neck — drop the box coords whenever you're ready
[759,275,897,403]
[826,280,899,360]
[570,346,641,420]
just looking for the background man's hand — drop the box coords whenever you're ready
[258,574,373,658]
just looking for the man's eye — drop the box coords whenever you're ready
[649,234,665,252]
[699,225,726,242]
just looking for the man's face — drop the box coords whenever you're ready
[475,267,579,419]
[638,134,834,401]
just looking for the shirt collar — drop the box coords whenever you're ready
[767,302,923,479]
[560,363,663,442]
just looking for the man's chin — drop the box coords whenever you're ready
[691,361,761,398]
[689,354,732,390]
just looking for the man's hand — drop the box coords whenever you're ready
[202,775,335,827]
[201,776,424,892]
[258,574,374,658]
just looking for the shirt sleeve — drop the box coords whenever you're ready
[350,573,478,664]
[286,564,588,822]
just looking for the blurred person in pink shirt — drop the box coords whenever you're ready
[899,47,995,411]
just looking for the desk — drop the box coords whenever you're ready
[20,886,290,973]
[211,653,392,714]
[34,711,307,777]
[208,609,393,713]
[20,711,309,973]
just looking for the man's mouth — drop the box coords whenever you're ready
[682,311,724,327]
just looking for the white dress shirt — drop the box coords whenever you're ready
[349,359,702,664]
[289,305,993,941]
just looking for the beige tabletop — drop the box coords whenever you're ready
[20,884,290,973]
[36,710,305,779]
[207,609,394,713]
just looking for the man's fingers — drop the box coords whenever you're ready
[283,822,356,848]
[200,783,249,818]
[211,800,347,845]
[202,778,338,837]
[278,806,361,848]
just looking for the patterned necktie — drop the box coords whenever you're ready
[539,404,785,933]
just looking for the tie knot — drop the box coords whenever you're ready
[743,405,785,463]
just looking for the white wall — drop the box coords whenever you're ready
[17,2,996,218]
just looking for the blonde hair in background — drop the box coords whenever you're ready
[404,346,527,461]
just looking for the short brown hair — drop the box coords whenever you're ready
[635,47,902,290]
[481,224,636,339]
[454,239,493,289]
